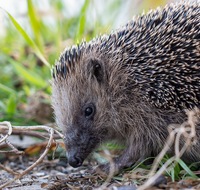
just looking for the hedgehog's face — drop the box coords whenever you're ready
[52,57,111,168]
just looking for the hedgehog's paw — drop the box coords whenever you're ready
[93,163,111,175]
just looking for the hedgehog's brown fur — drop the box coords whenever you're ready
[51,1,200,172]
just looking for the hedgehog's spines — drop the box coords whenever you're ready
[64,51,68,63]
[51,67,56,80]
[87,44,91,53]
[52,1,200,112]
[73,48,77,62]
[60,56,64,65]
[55,65,59,77]
[60,58,65,78]
[107,34,112,42]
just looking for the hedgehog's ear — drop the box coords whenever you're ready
[90,59,105,84]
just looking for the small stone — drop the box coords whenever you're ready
[151,175,167,187]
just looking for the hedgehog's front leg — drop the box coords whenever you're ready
[96,143,151,174]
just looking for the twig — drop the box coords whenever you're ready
[97,150,116,190]
[0,121,64,189]
[138,109,199,190]
[0,163,19,175]
[0,134,25,155]
[0,121,12,144]
[0,124,64,139]
[0,129,61,139]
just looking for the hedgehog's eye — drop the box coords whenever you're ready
[85,107,94,118]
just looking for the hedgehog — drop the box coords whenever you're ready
[51,1,200,173]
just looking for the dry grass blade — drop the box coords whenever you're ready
[138,108,199,190]
[96,150,116,190]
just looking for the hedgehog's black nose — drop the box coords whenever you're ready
[68,155,83,168]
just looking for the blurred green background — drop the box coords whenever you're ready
[0,0,169,126]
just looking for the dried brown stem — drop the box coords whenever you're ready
[0,163,19,175]
[0,124,64,139]
[0,121,64,189]
[0,121,12,144]
[0,129,61,139]
[97,150,115,190]
[138,109,199,190]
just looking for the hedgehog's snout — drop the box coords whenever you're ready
[68,154,84,168]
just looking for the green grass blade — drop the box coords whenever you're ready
[0,101,6,112]
[178,159,198,179]
[113,177,125,181]
[6,94,16,114]
[189,161,200,170]
[126,157,155,174]
[55,20,62,58]
[27,0,44,53]
[1,7,50,68]
[0,83,16,94]
[75,0,90,40]
[171,168,175,182]
[8,57,47,87]
[52,0,62,58]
